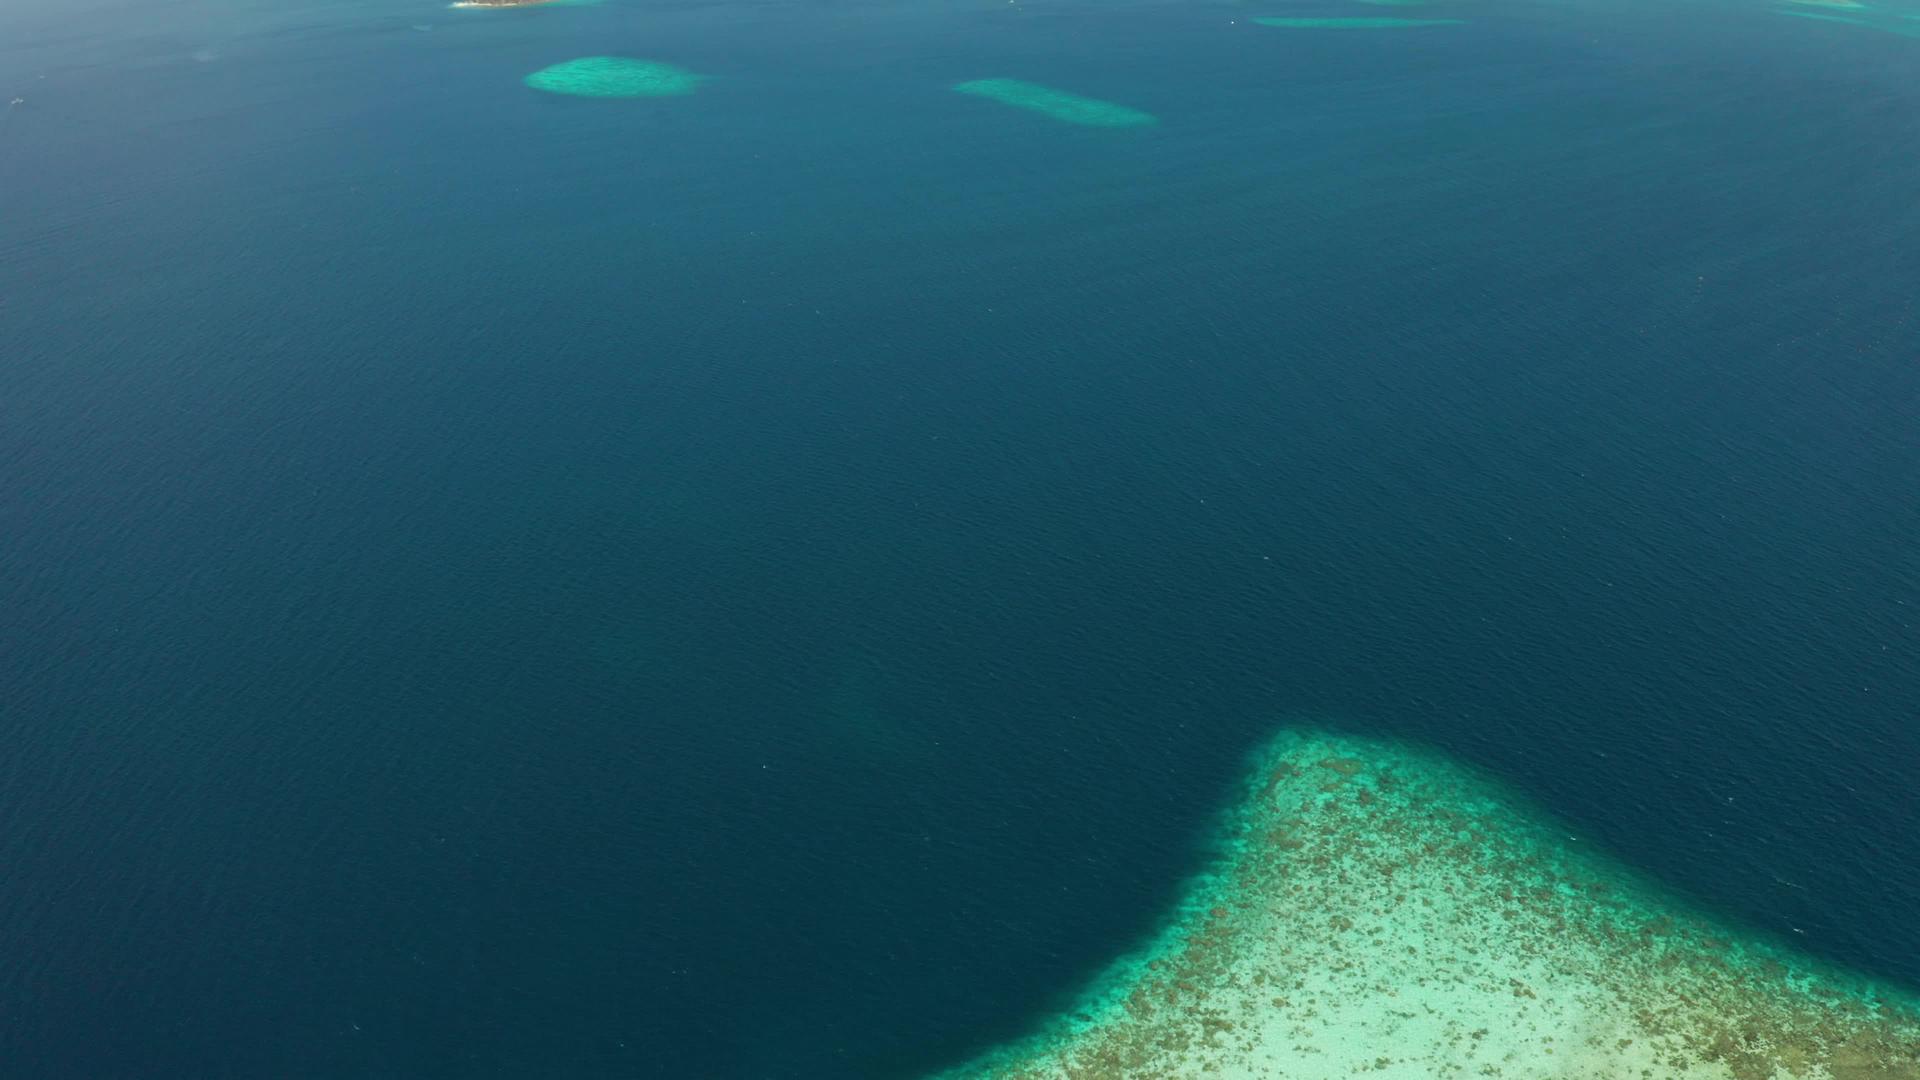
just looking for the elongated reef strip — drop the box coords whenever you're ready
[953,79,1156,128]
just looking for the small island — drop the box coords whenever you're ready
[450,0,560,8]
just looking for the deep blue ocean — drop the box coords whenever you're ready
[3,0,1917,1075]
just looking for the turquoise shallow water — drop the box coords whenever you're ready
[939,730,1920,1077]
[3,0,1919,1076]
[523,56,706,97]
[953,78,1158,127]
[1252,16,1467,27]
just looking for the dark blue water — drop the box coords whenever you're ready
[4,0,1917,1075]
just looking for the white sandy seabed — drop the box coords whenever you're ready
[931,730,1920,1080]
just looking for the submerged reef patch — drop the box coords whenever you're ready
[453,0,603,8]
[1777,9,1875,23]
[1254,15,1465,28]
[952,79,1157,128]
[523,57,705,98]
[932,729,1920,1079]
[1775,5,1920,36]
